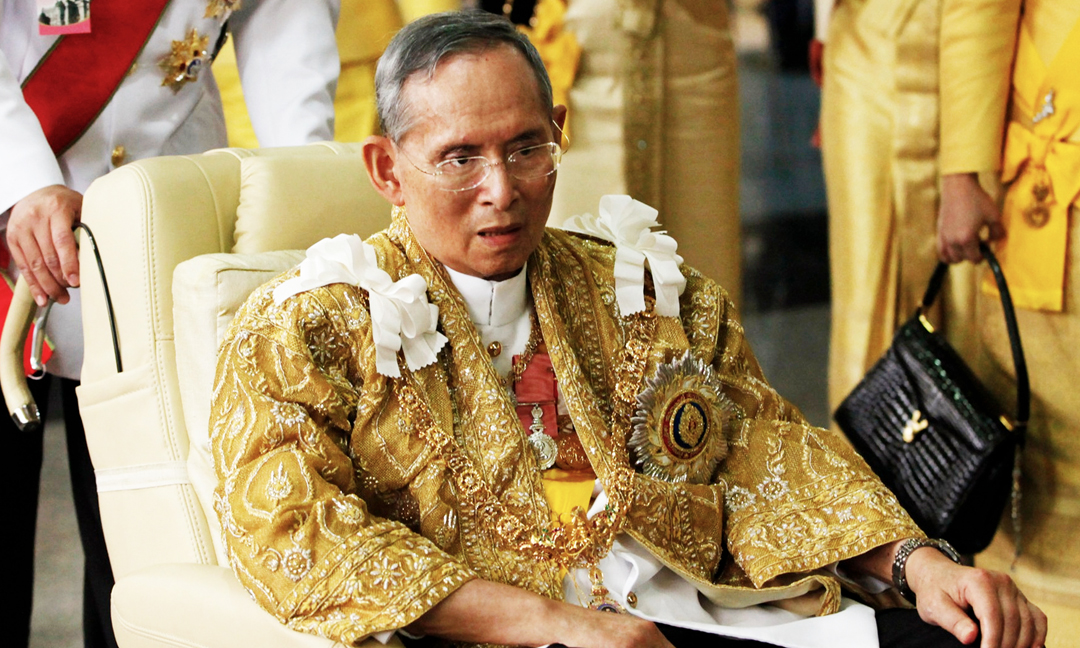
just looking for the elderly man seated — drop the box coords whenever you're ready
[210,10,1045,648]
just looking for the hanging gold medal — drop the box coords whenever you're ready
[1024,180,1052,228]
[629,351,740,483]
[160,29,210,92]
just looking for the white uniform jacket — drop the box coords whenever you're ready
[0,0,341,379]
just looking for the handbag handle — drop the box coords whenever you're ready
[919,243,1030,430]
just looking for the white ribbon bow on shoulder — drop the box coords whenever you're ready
[561,195,686,317]
[273,234,448,378]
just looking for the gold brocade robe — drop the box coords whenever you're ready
[210,216,921,645]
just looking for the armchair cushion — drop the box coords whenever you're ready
[232,143,391,254]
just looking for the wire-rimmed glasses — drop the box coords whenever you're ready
[398,122,568,192]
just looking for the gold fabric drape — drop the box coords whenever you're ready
[210,216,923,644]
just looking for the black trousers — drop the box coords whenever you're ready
[658,609,966,648]
[3,377,117,648]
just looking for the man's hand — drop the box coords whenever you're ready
[408,578,674,648]
[7,184,82,306]
[937,173,1005,264]
[905,546,1047,648]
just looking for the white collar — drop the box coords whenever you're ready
[443,264,529,328]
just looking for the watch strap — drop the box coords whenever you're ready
[892,537,962,603]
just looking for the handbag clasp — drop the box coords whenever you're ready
[902,409,929,443]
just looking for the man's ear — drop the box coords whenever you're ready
[552,104,568,136]
[362,135,405,206]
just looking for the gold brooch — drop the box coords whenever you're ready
[160,29,210,92]
[628,351,740,483]
[206,0,242,20]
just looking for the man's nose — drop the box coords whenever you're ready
[478,160,516,209]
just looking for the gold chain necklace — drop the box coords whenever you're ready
[504,309,543,389]
[397,308,657,606]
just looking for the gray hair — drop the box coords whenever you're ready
[375,10,554,142]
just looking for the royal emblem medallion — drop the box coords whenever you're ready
[629,351,740,483]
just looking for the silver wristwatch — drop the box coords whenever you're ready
[892,538,962,603]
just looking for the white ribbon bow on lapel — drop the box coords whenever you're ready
[561,195,686,317]
[273,234,447,378]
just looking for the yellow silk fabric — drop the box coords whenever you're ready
[987,20,1080,311]
[938,0,1022,175]
[975,206,1080,644]
[210,214,922,644]
[821,0,979,411]
[938,3,1080,640]
[972,5,1080,642]
[540,468,596,525]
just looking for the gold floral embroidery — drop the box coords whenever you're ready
[210,217,923,644]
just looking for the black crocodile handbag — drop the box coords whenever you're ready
[834,244,1028,555]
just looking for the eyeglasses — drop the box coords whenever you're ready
[398,123,569,193]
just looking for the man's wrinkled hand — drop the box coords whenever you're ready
[7,184,82,306]
[937,173,1005,264]
[906,547,1047,648]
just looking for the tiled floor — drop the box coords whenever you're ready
[27,42,833,648]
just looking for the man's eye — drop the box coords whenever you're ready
[444,157,478,171]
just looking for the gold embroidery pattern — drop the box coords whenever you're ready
[210,220,924,643]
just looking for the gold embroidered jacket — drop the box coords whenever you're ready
[210,217,922,644]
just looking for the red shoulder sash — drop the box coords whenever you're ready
[21,0,172,155]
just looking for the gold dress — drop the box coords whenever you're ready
[210,211,921,644]
[820,0,978,412]
[940,0,1080,640]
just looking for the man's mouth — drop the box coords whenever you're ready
[478,224,523,238]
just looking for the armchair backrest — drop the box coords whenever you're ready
[76,142,391,580]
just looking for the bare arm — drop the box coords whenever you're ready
[409,579,674,648]
[845,540,1047,648]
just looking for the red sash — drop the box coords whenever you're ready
[21,0,172,155]
[0,245,52,375]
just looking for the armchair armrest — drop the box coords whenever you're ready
[111,563,402,648]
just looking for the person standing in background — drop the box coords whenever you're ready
[516,0,742,304]
[815,0,978,414]
[937,0,1080,642]
[0,1,340,645]
[215,0,460,147]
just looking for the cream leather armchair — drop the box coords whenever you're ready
[3,143,400,647]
